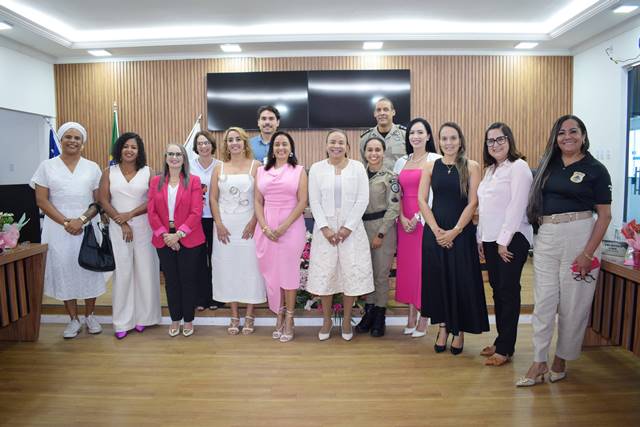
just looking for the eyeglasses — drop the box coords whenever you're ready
[486,136,508,147]
[572,273,596,283]
[196,141,211,146]
[166,152,183,158]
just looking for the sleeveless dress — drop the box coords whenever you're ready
[395,168,423,309]
[421,159,489,335]
[254,164,306,313]
[109,165,161,332]
[211,162,266,304]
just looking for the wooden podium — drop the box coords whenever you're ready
[0,243,47,341]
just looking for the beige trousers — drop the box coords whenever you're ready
[363,218,397,307]
[532,217,600,362]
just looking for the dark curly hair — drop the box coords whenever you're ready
[264,131,298,170]
[111,132,147,170]
[192,131,217,155]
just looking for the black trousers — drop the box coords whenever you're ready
[482,232,530,356]
[197,218,214,307]
[157,244,204,322]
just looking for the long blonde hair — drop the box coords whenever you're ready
[220,127,253,161]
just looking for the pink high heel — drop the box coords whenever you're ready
[135,325,145,333]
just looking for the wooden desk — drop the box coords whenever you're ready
[0,243,47,341]
[584,257,640,356]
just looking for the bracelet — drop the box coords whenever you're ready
[583,251,594,261]
[262,225,268,233]
[453,225,462,232]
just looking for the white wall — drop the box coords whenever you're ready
[0,44,55,117]
[573,22,640,236]
[0,43,55,185]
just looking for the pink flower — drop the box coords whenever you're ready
[0,224,19,249]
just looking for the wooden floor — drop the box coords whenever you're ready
[1,324,638,426]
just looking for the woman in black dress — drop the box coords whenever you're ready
[417,122,489,355]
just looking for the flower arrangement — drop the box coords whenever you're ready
[295,231,357,325]
[0,212,30,252]
[621,220,640,267]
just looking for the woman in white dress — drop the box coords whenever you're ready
[31,122,106,339]
[210,127,266,335]
[307,129,374,341]
[189,131,222,311]
[98,132,161,339]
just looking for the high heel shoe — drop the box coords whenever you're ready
[279,310,295,343]
[227,317,240,335]
[272,307,285,339]
[434,325,448,353]
[450,334,464,355]
[411,317,427,338]
[242,315,255,335]
[318,325,332,341]
[341,325,353,341]
[515,370,547,387]
[403,317,418,335]
[549,370,567,383]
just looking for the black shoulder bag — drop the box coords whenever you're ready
[78,222,116,272]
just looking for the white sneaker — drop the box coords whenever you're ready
[85,314,103,334]
[63,319,82,339]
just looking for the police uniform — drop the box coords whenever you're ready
[362,168,400,307]
[359,124,406,170]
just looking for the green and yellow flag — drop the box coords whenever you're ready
[109,103,119,165]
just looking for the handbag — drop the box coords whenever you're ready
[78,222,116,272]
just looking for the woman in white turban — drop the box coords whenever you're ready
[30,122,107,339]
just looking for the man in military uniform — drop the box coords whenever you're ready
[357,136,400,337]
[359,97,406,170]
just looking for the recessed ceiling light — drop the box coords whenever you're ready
[87,49,112,57]
[220,44,242,53]
[0,22,13,31]
[363,41,383,50]
[515,42,539,49]
[613,5,639,14]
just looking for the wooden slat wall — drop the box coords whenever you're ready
[55,55,572,171]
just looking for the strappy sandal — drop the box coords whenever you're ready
[515,368,548,387]
[272,307,285,339]
[242,315,255,335]
[480,345,496,357]
[227,317,240,335]
[484,354,510,366]
[279,310,295,343]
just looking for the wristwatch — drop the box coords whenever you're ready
[377,232,385,239]
[79,215,88,224]
[176,230,186,239]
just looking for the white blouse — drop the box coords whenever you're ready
[477,158,533,246]
[190,157,219,218]
[167,184,178,222]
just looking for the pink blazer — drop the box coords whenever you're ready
[147,174,205,249]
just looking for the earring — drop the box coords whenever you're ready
[288,152,294,158]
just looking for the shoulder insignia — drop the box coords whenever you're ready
[397,124,406,131]
[360,128,373,138]
[390,177,400,193]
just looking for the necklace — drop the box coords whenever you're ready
[409,152,428,163]
[443,162,455,174]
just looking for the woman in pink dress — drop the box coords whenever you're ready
[393,118,441,337]
[254,131,308,343]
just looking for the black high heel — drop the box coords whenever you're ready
[450,334,464,355]
[434,325,448,353]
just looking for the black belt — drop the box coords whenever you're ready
[362,210,386,221]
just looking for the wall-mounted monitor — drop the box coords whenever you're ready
[206,71,308,131]
[206,69,411,130]
[308,70,411,128]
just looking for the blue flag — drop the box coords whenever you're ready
[49,129,60,159]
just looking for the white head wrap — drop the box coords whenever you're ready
[57,122,87,144]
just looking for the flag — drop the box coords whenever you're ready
[109,104,119,165]
[183,114,202,165]
[48,128,60,159]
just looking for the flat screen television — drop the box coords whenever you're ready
[307,70,411,128]
[206,71,308,131]
[206,69,411,130]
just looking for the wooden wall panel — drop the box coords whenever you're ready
[55,55,572,171]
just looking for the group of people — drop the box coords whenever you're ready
[31,98,612,387]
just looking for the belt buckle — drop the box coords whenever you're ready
[550,214,561,224]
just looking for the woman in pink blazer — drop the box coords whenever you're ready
[148,143,205,337]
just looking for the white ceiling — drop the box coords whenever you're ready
[0,0,639,62]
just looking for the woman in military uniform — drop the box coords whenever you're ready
[355,136,400,337]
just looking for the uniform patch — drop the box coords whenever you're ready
[570,171,585,183]
[390,178,400,193]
